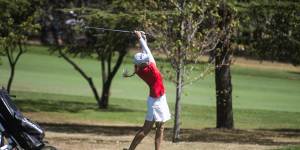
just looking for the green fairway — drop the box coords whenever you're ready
[0,45,300,129]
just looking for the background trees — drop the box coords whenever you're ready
[0,0,298,145]
[142,0,235,141]
[234,0,300,65]
[49,3,140,108]
[0,0,40,93]
[82,10,139,108]
[215,1,236,129]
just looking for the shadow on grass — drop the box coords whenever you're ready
[164,128,300,146]
[288,71,300,76]
[40,122,140,136]
[14,99,138,113]
[257,128,300,138]
[287,71,300,80]
[40,122,300,146]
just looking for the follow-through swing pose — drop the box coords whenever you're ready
[123,31,171,150]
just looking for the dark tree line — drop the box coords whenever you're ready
[42,1,140,109]
[0,0,41,93]
[234,0,300,65]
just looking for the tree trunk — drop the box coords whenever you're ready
[99,52,126,109]
[58,49,101,104]
[87,77,101,106]
[214,0,234,129]
[173,1,185,141]
[5,43,23,94]
[172,63,183,142]
[6,64,15,94]
[173,35,184,142]
[99,78,112,108]
[215,45,234,128]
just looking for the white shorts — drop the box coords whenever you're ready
[145,94,171,122]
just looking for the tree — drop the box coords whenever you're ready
[0,0,40,93]
[215,1,235,129]
[234,0,300,65]
[38,0,96,45]
[144,0,222,142]
[0,46,3,65]
[52,8,139,108]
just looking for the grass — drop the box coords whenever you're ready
[274,146,300,150]
[0,45,300,129]
[12,90,300,129]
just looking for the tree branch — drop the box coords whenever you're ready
[189,14,205,42]
[14,40,24,65]
[58,48,91,81]
[109,51,126,81]
[169,0,184,13]
[201,39,220,54]
[182,58,215,87]
[5,48,13,66]
[108,51,112,75]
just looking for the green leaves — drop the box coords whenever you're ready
[234,0,300,65]
[0,0,40,51]
[144,1,226,85]
[55,4,141,58]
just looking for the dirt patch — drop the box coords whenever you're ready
[174,128,300,145]
[45,132,278,150]
[40,122,300,150]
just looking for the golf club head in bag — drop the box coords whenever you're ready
[0,88,56,150]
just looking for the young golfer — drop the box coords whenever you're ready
[123,31,171,150]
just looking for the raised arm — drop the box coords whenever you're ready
[135,31,156,65]
[139,37,155,64]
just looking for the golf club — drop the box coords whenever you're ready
[84,26,152,36]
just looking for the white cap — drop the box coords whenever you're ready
[133,53,149,65]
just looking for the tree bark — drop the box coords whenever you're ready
[172,62,183,142]
[6,43,23,94]
[99,51,126,108]
[215,0,234,129]
[173,0,185,141]
[99,77,112,108]
[6,64,15,94]
[215,43,234,129]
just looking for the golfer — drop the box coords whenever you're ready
[123,31,171,150]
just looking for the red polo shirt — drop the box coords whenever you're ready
[136,62,165,98]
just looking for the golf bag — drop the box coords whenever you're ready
[0,88,55,150]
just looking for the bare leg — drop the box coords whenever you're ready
[155,122,164,150]
[127,120,154,150]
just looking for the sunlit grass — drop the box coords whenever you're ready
[0,45,300,129]
[13,91,300,129]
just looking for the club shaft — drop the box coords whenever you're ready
[84,26,151,35]
[84,26,133,33]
